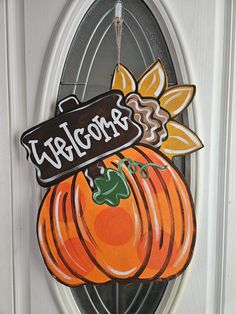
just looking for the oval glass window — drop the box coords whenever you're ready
[57,0,192,313]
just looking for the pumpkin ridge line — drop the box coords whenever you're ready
[37,189,78,285]
[173,181,186,247]
[161,157,196,279]
[62,190,98,259]
[78,198,99,249]
[145,154,175,279]
[134,146,175,280]
[62,192,68,225]
[70,174,113,282]
[47,186,85,282]
[138,145,197,280]
[110,160,144,237]
[161,181,196,279]
[117,150,153,280]
[145,173,164,250]
[49,184,92,283]
[42,221,85,286]
[42,221,58,265]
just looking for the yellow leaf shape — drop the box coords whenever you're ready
[138,60,167,98]
[111,64,136,95]
[160,85,196,118]
[160,120,203,159]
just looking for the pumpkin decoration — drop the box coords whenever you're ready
[22,60,203,287]
[38,145,196,286]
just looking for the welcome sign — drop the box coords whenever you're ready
[21,59,203,290]
[21,91,142,186]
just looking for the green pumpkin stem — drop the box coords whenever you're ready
[92,158,167,206]
[117,158,167,179]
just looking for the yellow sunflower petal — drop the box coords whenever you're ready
[160,85,196,118]
[138,60,167,98]
[111,64,136,95]
[160,120,203,159]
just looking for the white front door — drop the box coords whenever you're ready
[1,0,236,313]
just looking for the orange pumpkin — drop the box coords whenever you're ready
[37,145,196,286]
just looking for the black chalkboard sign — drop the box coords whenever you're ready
[21,91,142,186]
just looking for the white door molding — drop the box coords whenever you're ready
[216,1,236,312]
[0,1,15,312]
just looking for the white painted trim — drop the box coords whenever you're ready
[5,0,31,313]
[223,3,236,309]
[214,0,236,312]
[0,1,15,313]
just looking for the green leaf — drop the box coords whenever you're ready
[92,169,130,207]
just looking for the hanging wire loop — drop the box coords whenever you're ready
[114,1,124,67]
